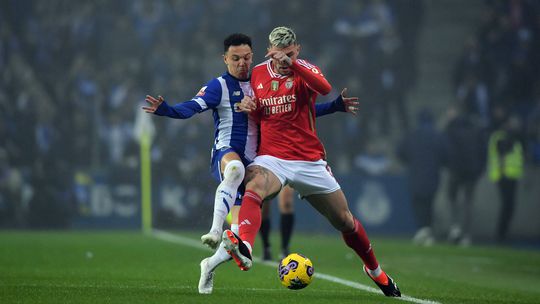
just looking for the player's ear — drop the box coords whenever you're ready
[223,54,228,65]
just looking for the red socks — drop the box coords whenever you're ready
[238,190,263,248]
[342,217,379,271]
[239,192,379,272]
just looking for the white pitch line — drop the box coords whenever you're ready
[150,229,442,304]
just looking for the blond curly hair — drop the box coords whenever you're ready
[268,26,297,48]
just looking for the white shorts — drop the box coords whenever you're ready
[248,155,341,198]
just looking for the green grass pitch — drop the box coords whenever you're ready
[1,230,539,304]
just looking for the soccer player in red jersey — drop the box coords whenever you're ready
[223,26,401,297]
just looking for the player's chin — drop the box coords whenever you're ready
[237,70,249,79]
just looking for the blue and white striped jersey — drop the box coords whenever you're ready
[155,72,258,162]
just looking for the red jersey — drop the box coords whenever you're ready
[250,59,332,161]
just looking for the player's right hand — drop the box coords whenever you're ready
[237,95,257,113]
[265,50,292,66]
[142,95,164,113]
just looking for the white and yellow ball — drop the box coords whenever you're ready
[278,253,314,290]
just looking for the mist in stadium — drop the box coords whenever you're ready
[1,1,539,303]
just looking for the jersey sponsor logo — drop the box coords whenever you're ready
[259,94,296,116]
[311,67,320,74]
[259,94,296,106]
[233,91,241,96]
[196,86,207,97]
[257,83,263,89]
[271,80,279,91]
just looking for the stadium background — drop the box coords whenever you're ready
[1,0,539,244]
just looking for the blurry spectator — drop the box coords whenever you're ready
[372,27,409,134]
[453,36,491,93]
[456,72,491,129]
[354,139,392,176]
[389,0,424,94]
[397,108,447,246]
[526,82,540,165]
[487,114,524,243]
[479,13,515,100]
[334,0,398,140]
[501,28,536,113]
[0,149,25,228]
[443,104,486,246]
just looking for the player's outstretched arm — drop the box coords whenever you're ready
[142,94,202,119]
[315,88,359,117]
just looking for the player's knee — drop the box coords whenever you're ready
[339,211,355,232]
[245,178,267,199]
[223,160,245,187]
[331,210,354,232]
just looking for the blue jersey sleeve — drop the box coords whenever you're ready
[154,100,202,119]
[192,78,223,109]
[315,94,346,117]
[152,78,223,119]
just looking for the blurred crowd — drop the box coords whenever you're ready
[398,0,540,245]
[460,0,540,152]
[0,0,539,231]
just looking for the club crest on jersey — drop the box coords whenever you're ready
[271,80,279,91]
[196,86,207,97]
[285,78,293,89]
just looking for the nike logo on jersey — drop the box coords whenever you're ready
[257,83,263,89]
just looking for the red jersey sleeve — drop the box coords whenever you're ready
[289,59,332,96]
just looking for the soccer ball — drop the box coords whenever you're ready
[278,253,314,290]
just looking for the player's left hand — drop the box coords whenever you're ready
[341,88,359,115]
[265,50,292,66]
[142,95,164,113]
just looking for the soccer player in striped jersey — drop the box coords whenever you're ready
[222,27,401,297]
[143,34,257,252]
[143,33,359,294]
